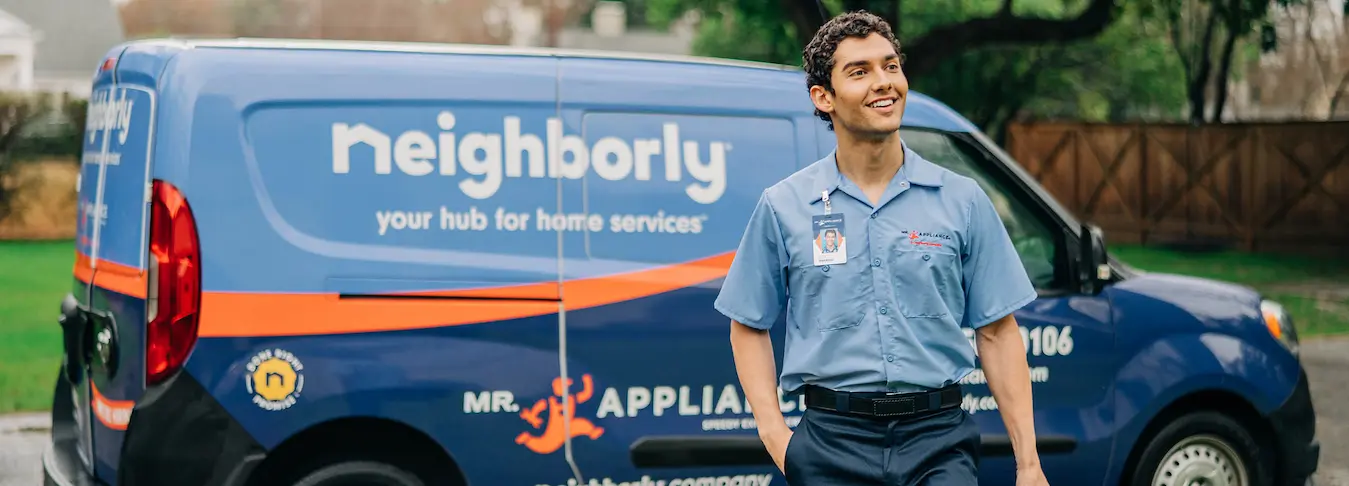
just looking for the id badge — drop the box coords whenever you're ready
[812,213,847,266]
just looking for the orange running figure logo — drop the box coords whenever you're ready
[515,373,605,454]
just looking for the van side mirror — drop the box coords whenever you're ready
[1078,223,1111,295]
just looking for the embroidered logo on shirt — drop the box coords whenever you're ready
[905,230,951,248]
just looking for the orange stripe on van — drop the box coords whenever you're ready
[197,251,735,338]
[91,381,133,431]
[73,252,149,299]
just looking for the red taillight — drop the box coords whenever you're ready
[146,180,201,386]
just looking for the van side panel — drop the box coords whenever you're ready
[548,57,816,484]
[164,47,584,484]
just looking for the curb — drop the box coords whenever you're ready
[0,412,50,433]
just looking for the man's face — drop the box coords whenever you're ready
[811,33,909,138]
[825,231,837,249]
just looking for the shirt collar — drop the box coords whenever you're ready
[810,140,945,203]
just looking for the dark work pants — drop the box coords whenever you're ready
[782,405,980,486]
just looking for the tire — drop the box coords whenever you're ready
[1129,411,1273,486]
[290,461,426,486]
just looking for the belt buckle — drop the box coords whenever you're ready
[872,396,915,417]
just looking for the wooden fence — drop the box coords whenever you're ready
[1003,121,1349,255]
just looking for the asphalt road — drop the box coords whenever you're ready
[3,337,1348,486]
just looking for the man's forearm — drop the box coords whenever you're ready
[729,320,788,436]
[976,314,1040,469]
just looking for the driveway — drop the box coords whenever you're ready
[4,337,1349,485]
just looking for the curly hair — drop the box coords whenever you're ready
[802,11,903,130]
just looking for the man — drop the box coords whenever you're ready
[714,10,1049,486]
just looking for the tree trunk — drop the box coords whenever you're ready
[1210,24,1239,123]
[1187,9,1219,125]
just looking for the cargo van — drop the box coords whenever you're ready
[45,38,1318,486]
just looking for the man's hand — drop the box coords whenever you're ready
[730,320,793,474]
[1016,463,1049,486]
[760,427,794,474]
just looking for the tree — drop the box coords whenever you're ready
[646,0,1125,78]
[647,0,1186,135]
[1143,0,1306,124]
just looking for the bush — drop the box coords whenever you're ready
[0,92,85,223]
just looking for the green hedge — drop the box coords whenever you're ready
[0,93,87,221]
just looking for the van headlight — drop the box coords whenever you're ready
[1261,299,1299,356]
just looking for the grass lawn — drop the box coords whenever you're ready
[0,240,1346,414]
[0,239,72,414]
[1110,245,1349,337]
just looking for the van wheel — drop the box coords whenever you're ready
[290,461,425,486]
[1130,411,1271,486]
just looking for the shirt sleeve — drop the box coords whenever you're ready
[961,185,1037,329]
[714,190,789,330]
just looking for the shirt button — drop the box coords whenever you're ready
[886,355,895,362]
[822,265,830,272]
[900,181,909,189]
[879,306,888,315]
[923,254,931,261]
[872,258,881,267]
[870,213,877,219]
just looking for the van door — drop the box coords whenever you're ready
[549,56,813,485]
[79,54,156,484]
[896,127,1118,486]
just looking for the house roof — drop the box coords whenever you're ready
[0,0,125,76]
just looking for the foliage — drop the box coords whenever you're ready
[1135,0,1306,123]
[0,92,85,223]
[644,0,1187,137]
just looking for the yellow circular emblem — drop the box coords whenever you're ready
[244,348,304,411]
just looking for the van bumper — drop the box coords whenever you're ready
[42,367,268,486]
[1269,368,1319,485]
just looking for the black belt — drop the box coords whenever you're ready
[803,384,962,418]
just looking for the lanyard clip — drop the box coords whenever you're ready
[821,190,831,214]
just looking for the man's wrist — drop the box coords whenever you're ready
[756,419,791,439]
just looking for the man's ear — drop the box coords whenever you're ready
[810,84,834,116]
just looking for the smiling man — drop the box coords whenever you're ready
[716,10,1049,486]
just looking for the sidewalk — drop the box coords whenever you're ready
[0,412,47,486]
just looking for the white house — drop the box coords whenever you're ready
[0,0,126,98]
[0,8,34,91]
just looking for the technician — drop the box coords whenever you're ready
[715,10,1049,486]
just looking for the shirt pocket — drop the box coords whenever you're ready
[798,261,868,332]
[890,247,964,319]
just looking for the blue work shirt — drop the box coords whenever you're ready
[714,142,1037,396]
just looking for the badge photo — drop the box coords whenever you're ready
[812,214,847,266]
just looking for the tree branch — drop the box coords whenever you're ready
[1000,0,1015,18]
[784,0,825,50]
[901,0,1121,77]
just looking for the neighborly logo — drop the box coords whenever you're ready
[244,348,304,412]
[515,373,605,454]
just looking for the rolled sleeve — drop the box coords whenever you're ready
[961,186,1037,329]
[714,191,788,330]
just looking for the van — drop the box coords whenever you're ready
[45,38,1318,486]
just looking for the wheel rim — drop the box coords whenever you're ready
[1151,434,1248,486]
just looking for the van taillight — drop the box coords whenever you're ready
[146,180,200,386]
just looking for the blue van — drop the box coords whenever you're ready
[45,38,1318,486]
